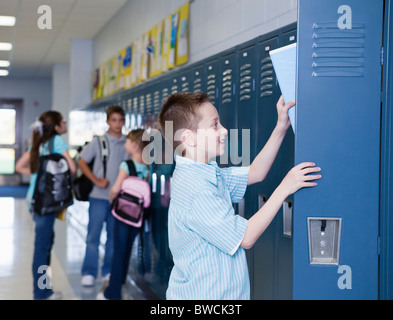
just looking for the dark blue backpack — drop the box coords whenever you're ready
[32,137,73,215]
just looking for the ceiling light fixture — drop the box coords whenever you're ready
[0,16,16,27]
[0,60,10,67]
[0,42,12,51]
[0,69,9,76]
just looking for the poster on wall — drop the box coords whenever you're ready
[168,11,179,69]
[162,15,171,72]
[140,31,150,82]
[123,45,132,89]
[149,25,158,78]
[176,2,189,66]
[131,36,142,86]
[117,49,125,91]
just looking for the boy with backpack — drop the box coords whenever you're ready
[79,105,129,287]
[97,129,150,300]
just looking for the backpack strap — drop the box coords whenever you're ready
[97,135,109,178]
[125,160,137,177]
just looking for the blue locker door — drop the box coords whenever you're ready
[275,26,297,300]
[205,58,221,107]
[294,0,383,299]
[252,34,280,300]
[219,50,237,167]
[191,64,205,93]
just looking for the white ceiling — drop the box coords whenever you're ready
[0,0,127,79]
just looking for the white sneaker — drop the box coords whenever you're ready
[81,274,95,287]
[46,291,63,300]
[96,292,108,300]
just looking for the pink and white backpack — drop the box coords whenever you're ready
[111,160,151,228]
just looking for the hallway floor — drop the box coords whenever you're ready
[0,197,149,300]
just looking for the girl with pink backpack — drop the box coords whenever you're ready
[97,129,151,300]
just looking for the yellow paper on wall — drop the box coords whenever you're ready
[162,16,171,72]
[176,1,189,66]
[131,37,142,86]
[168,10,179,70]
[155,20,164,76]
[117,48,126,91]
[140,31,150,82]
[149,25,158,78]
[123,44,133,89]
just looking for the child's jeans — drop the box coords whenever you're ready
[81,197,114,278]
[32,212,57,300]
[104,218,139,300]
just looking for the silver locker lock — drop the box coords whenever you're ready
[307,217,342,265]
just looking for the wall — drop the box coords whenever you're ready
[94,0,297,70]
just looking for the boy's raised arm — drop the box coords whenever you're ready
[247,96,295,186]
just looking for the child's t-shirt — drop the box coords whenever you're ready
[80,133,129,200]
[119,160,149,180]
[166,155,250,300]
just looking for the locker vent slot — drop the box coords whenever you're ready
[206,73,216,101]
[153,90,160,114]
[161,88,169,102]
[193,76,202,92]
[222,68,233,104]
[260,57,274,97]
[240,62,252,101]
[312,22,365,77]
[146,93,153,115]
[139,95,145,114]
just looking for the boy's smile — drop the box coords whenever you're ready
[194,102,228,163]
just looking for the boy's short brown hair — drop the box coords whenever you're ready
[106,105,125,120]
[158,92,210,150]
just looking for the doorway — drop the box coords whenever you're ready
[0,99,23,185]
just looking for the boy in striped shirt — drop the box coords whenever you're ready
[159,92,321,299]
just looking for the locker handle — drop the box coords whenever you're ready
[152,173,157,193]
[160,175,165,196]
[283,200,293,238]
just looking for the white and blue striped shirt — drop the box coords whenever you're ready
[166,155,250,300]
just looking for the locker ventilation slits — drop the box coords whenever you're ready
[222,66,233,105]
[240,63,252,101]
[181,76,189,92]
[146,93,153,115]
[206,66,216,103]
[260,57,274,97]
[193,72,202,92]
[153,90,160,115]
[312,22,365,77]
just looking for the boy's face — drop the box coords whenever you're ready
[193,102,228,163]
[107,113,125,135]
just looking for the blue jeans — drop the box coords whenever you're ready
[104,218,139,300]
[32,212,57,300]
[81,197,114,278]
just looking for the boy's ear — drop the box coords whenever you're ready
[181,129,197,148]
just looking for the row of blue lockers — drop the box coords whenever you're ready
[77,23,297,300]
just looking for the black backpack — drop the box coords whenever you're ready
[73,135,109,201]
[32,137,73,215]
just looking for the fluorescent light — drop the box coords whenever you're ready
[0,70,9,76]
[0,43,12,51]
[0,60,10,67]
[0,16,16,26]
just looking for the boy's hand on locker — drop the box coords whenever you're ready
[276,95,295,131]
[279,162,321,196]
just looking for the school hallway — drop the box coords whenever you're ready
[0,196,152,300]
